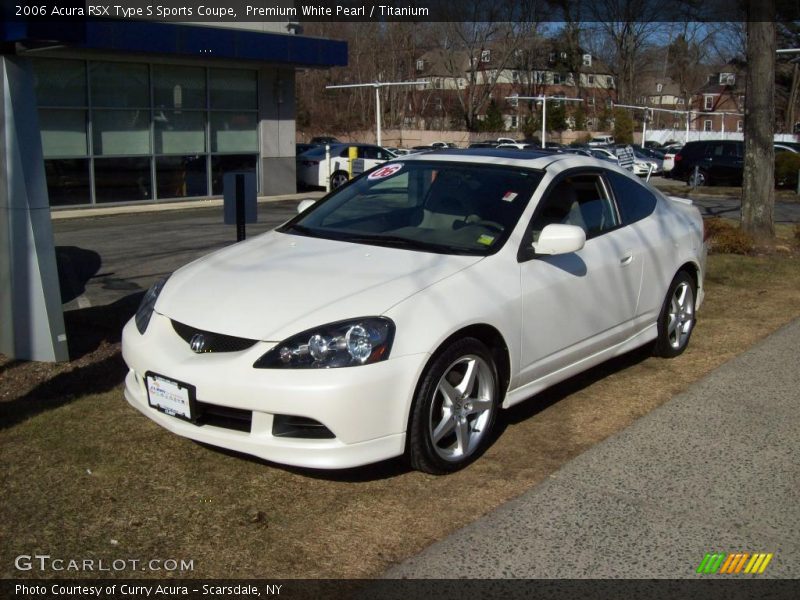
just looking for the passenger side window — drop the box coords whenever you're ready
[606,171,657,225]
[531,173,619,240]
[723,143,741,158]
[362,146,380,159]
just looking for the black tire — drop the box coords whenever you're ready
[654,271,697,358]
[330,171,349,189]
[408,338,499,474]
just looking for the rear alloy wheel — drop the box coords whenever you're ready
[654,271,696,358]
[408,338,499,474]
[330,171,349,189]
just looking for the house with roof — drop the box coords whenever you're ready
[413,37,617,132]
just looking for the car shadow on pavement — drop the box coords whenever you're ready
[64,292,144,361]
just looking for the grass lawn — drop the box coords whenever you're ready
[2,248,799,579]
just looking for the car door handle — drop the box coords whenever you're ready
[620,253,634,266]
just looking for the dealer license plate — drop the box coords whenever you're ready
[145,373,195,421]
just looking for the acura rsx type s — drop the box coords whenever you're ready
[122,149,706,474]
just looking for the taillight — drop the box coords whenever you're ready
[674,153,683,162]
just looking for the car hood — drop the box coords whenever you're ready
[155,231,482,341]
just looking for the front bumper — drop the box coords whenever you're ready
[122,314,428,469]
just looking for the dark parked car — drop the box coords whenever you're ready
[671,140,744,186]
[310,136,341,145]
[296,143,318,155]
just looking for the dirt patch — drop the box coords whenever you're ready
[2,254,799,579]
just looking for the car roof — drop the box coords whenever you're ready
[394,147,617,171]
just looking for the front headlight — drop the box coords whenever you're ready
[254,317,395,369]
[135,277,169,334]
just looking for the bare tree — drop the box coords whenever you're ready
[741,0,776,240]
[585,0,662,104]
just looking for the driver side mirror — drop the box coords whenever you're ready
[297,199,316,214]
[533,224,586,255]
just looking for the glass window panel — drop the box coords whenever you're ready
[32,59,86,107]
[211,154,257,195]
[153,65,206,110]
[92,110,151,156]
[94,157,152,203]
[44,159,91,206]
[90,62,149,108]
[155,111,205,154]
[210,112,257,153]
[209,69,257,110]
[38,110,87,157]
[156,156,208,199]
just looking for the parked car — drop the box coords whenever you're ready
[310,135,341,145]
[296,143,396,189]
[296,143,317,156]
[632,147,663,175]
[469,142,499,149]
[588,135,615,147]
[497,142,539,150]
[431,141,459,148]
[122,150,706,474]
[633,145,666,160]
[775,142,800,153]
[671,140,744,186]
[589,147,619,162]
[564,148,593,157]
[661,144,683,173]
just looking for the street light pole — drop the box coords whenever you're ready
[326,80,428,147]
[506,95,584,148]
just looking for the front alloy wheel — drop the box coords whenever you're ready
[408,338,499,474]
[654,271,696,358]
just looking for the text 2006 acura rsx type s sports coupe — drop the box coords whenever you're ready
[122,149,706,474]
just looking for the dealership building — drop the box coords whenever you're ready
[1,17,346,362]
[1,18,347,206]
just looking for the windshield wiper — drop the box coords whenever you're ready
[345,234,482,255]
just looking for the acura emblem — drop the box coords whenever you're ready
[190,333,207,353]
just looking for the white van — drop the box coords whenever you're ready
[588,135,615,146]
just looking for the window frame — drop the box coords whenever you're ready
[518,168,623,263]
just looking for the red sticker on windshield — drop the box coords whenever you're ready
[368,164,403,180]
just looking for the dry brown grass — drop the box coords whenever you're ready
[2,254,800,579]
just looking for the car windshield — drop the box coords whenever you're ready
[280,161,543,255]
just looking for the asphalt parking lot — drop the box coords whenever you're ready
[52,199,306,310]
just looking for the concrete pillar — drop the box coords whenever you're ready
[0,56,68,362]
[258,67,296,195]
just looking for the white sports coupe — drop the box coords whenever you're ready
[122,149,706,474]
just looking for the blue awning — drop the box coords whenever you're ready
[1,19,347,69]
